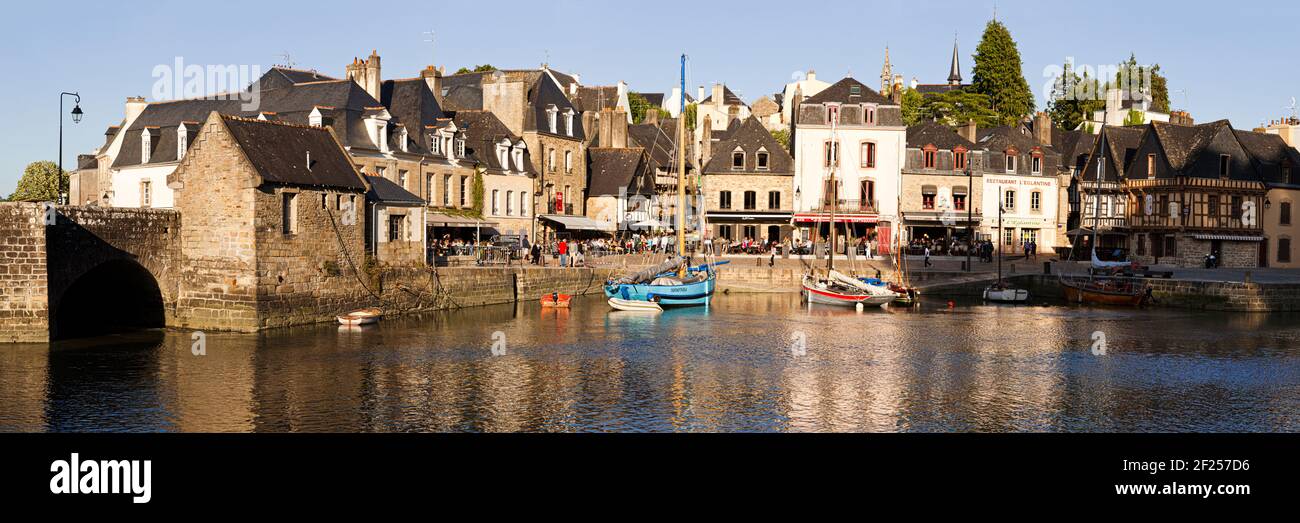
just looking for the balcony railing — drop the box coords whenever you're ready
[810,199,879,214]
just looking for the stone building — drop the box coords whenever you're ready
[440,66,588,243]
[1236,130,1300,268]
[701,116,795,244]
[1073,124,1144,255]
[694,83,750,145]
[900,121,986,247]
[365,175,427,266]
[167,112,372,331]
[449,109,535,239]
[584,108,656,234]
[975,123,1062,254]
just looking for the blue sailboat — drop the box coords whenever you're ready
[606,54,717,310]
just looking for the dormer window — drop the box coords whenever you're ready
[547,105,559,134]
[1005,154,1017,173]
[1031,155,1042,174]
[1219,154,1231,177]
[309,108,323,127]
[757,150,770,171]
[513,141,526,171]
[954,147,968,171]
[923,145,938,169]
[455,137,465,158]
[398,126,409,153]
[732,150,745,170]
[563,109,575,137]
[497,140,510,168]
[430,133,441,154]
[177,125,190,160]
[826,104,840,125]
[141,130,153,163]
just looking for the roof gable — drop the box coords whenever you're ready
[703,116,792,174]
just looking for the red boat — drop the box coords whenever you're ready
[1060,276,1149,307]
[540,293,572,308]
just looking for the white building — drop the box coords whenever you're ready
[780,70,830,128]
[790,76,906,252]
[1082,87,1169,133]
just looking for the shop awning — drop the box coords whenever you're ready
[921,185,938,194]
[1192,234,1263,242]
[539,214,615,232]
[903,211,982,223]
[427,213,498,228]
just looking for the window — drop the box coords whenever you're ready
[1280,238,1292,263]
[861,142,876,168]
[141,131,152,163]
[732,151,745,170]
[455,139,465,158]
[1031,156,1042,174]
[743,191,757,210]
[1136,234,1146,256]
[564,110,574,137]
[520,192,528,217]
[719,225,733,240]
[442,175,452,206]
[719,191,732,209]
[506,190,513,216]
[548,149,556,172]
[1164,235,1177,257]
[321,193,327,209]
[1284,165,1293,183]
[398,170,408,189]
[1219,155,1231,177]
[743,225,758,240]
[1147,154,1156,178]
[431,134,441,155]
[768,191,781,209]
[826,105,839,124]
[866,107,876,124]
[140,181,152,208]
[376,166,386,179]
[1031,191,1042,212]
[460,176,469,207]
[860,179,875,207]
[1159,195,1169,217]
[823,141,839,167]
[922,193,936,210]
[388,214,405,242]
[565,151,573,173]
[954,150,967,171]
[282,193,298,235]
[923,149,936,169]
[547,106,558,134]
[1005,154,1017,173]
[1232,195,1243,221]
[1004,190,1016,211]
[1002,227,1016,246]
[954,193,966,211]
[1282,202,1292,225]
[757,152,769,170]
[177,127,189,160]
[1208,195,1220,217]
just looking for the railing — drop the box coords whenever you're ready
[810,199,879,213]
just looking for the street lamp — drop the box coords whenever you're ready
[965,158,973,272]
[59,92,82,205]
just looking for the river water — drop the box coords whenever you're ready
[2,293,1298,432]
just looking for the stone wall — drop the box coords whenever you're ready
[0,203,48,343]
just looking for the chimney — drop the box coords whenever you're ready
[125,96,147,125]
[644,106,659,125]
[712,84,725,106]
[696,86,705,104]
[346,51,382,100]
[1033,112,1052,146]
[1170,110,1194,126]
[421,65,443,104]
[701,114,713,167]
[581,111,599,145]
[958,119,978,143]
[806,69,816,82]
[610,109,628,148]
[890,84,902,104]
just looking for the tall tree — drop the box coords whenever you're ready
[1046,62,1104,131]
[970,20,1035,125]
[1117,54,1170,113]
[7,161,65,202]
[454,64,497,75]
[902,88,1000,128]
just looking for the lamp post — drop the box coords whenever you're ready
[965,160,973,272]
[59,92,83,205]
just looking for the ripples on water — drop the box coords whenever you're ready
[1,294,1297,433]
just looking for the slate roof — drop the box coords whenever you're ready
[112,98,246,168]
[365,174,425,205]
[628,121,677,170]
[255,67,338,91]
[633,92,664,107]
[701,85,746,106]
[441,68,585,140]
[1235,129,1300,183]
[1052,128,1096,170]
[1149,120,1229,172]
[588,147,652,197]
[1082,125,1146,181]
[381,78,446,152]
[702,116,793,174]
[907,121,974,150]
[803,77,893,106]
[451,110,530,173]
[220,115,366,190]
[977,125,1048,154]
[572,86,619,113]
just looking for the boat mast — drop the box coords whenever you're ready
[827,110,838,271]
[676,54,687,262]
[997,186,1003,284]
[1091,113,1107,277]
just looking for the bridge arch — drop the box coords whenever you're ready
[52,259,166,340]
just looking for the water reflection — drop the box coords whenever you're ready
[1,293,1298,432]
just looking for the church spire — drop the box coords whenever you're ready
[947,38,962,86]
[881,46,893,95]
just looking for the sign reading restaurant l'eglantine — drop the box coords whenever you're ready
[984,176,1056,187]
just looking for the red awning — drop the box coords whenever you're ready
[793,213,879,224]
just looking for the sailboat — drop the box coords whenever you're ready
[605,55,717,310]
[983,187,1029,303]
[1058,118,1149,307]
[801,103,898,308]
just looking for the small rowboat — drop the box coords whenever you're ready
[608,297,663,312]
[337,307,382,326]
[983,283,1029,303]
[540,293,572,308]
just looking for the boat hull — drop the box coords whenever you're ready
[983,287,1029,303]
[802,280,893,307]
[607,298,664,312]
[337,307,382,326]
[1061,279,1148,306]
[540,294,572,308]
[604,272,715,307]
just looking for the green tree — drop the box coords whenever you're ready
[682,103,698,132]
[454,64,497,75]
[902,88,1000,128]
[970,20,1035,125]
[7,161,66,202]
[770,128,790,149]
[1117,54,1170,113]
[1046,62,1105,131]
[1123,109,1145,127]
[628,92,657,124]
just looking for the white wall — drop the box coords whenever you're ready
[111,164,177,208]
[980,174,1060,248]
[792,125,907,224]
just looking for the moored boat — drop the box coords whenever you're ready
[607,297,664,312]
[337,307,382,326]
[803,271,897,307]
[540,293,572,308]
[983,283,1029,303]
[1060,276,1149,306]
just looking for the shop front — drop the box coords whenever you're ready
[793,213,891,254]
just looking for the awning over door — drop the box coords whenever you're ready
[539,214,615,231]
[427,213,498,228]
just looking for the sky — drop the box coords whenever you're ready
[3,0,1299,194]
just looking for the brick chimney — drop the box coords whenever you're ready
[124,96,148,125]
[701,114,713,167]
[1170,110,1194,126]
[597,108,628,148]
[581,111,598,145]
[712,84,725,107]
[958,119,977,143]
[346,50,382,100]
[1033,112,1052,146]
[644,106,659,125]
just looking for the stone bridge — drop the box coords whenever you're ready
[0,202,180,343]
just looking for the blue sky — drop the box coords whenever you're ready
[3,0,1298,193]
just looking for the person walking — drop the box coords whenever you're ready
[923,245,932,268]
[557,238,569,268]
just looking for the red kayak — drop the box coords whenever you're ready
[540,293,572,308]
